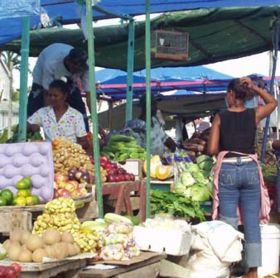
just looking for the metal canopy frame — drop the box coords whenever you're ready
[13,1,280,219]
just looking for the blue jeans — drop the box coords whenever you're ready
[218,159,261,268]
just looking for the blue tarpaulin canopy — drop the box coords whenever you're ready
[95,66,233,99]
[1,0,280,47]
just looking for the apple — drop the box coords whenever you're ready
[4,267,16,278]
[124,174,131,181]
[57,188,71,198]
[118,168,126,175]
[100,156,108,163]
[107,175,115,182]
[54,174,68,183]
[111,163,118,169]
[100,160,108,169]
[118,174,125,181]
[130,174,135,181]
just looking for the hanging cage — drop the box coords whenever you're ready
[151,30,189,61]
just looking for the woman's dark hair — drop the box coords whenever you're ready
[49,79,70,96]
[227,78,248,101]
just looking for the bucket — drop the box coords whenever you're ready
[258,224,280,277]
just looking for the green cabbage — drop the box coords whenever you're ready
[191,184,211,202]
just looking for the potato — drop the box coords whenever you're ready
[26,234,43,251]
[18,249,32,262]
[32,248,47,263]
[8,244,22,261]
[42,229,61,245]
[61,232,74,243]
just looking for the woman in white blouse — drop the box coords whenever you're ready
[28,79,89,151]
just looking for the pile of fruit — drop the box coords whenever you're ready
[3,229,81,263]
[52,138,94,175]
[0,262,21,278]
[54,171,89,199]
[0,177,40,207]
[33,198,99,253]
[103,135,146,162]
[100,156,135,183]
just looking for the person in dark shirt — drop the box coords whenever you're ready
[208,76,277,278]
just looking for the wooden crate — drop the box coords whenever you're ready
[0,211,32,235]
[119,159,143,180]
[0,192,97,235]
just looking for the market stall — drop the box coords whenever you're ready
[0,1,280,278]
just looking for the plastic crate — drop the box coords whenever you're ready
[133,226,192,256]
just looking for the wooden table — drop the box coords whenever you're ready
[0,258,87,278]
[79,253,165,278]
[0,193,95,235]
[102,181,146,222]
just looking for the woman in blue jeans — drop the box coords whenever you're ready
[208,76,277,278]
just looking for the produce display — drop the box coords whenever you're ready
[151,190,206,222]
[81,213,140,261]
[54,172,89,199]
[0,177,41,207]
[0,125,42,144]
[103,135,146,162]
[174,155,214,202]
[33,198,99,253]
[100,156,135,183]
[52,138,94,175]
[3,229,81,263]
[262,163,277,184]
[182,129,210,160]
[0,142,54,202]
[143,155,173,181]
[0,262,21,278]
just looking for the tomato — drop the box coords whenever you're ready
[11,263,21,273]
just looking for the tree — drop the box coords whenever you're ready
[0,51,21,137]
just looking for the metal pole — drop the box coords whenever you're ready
[18,17,30,142]
[145,0,151,218]
[125,19,135,122]
[86,0,104,217]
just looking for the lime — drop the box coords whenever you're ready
[16,177,32,190]
[31,195,40,205]
[0,197,7,206]
[0,189,13,205]
[14,196,27,206]
[25,196,33,206]
[16,189,31,198]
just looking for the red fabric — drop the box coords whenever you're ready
[212,151,270,224]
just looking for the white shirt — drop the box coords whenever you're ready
[27,106,87,142]
[32,43,89,92]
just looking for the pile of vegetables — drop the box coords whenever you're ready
[182,129,210,160]
[0,125,42,143]
[262,163,277,184]
[3,229,81,263]
[150,190,206,222]
[103,135,146,162]
[174,155,214,202]
[33,197,100,253]
[79,213,140,261]
[143,155,173,181]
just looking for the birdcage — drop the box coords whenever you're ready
[151,30,189,61]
